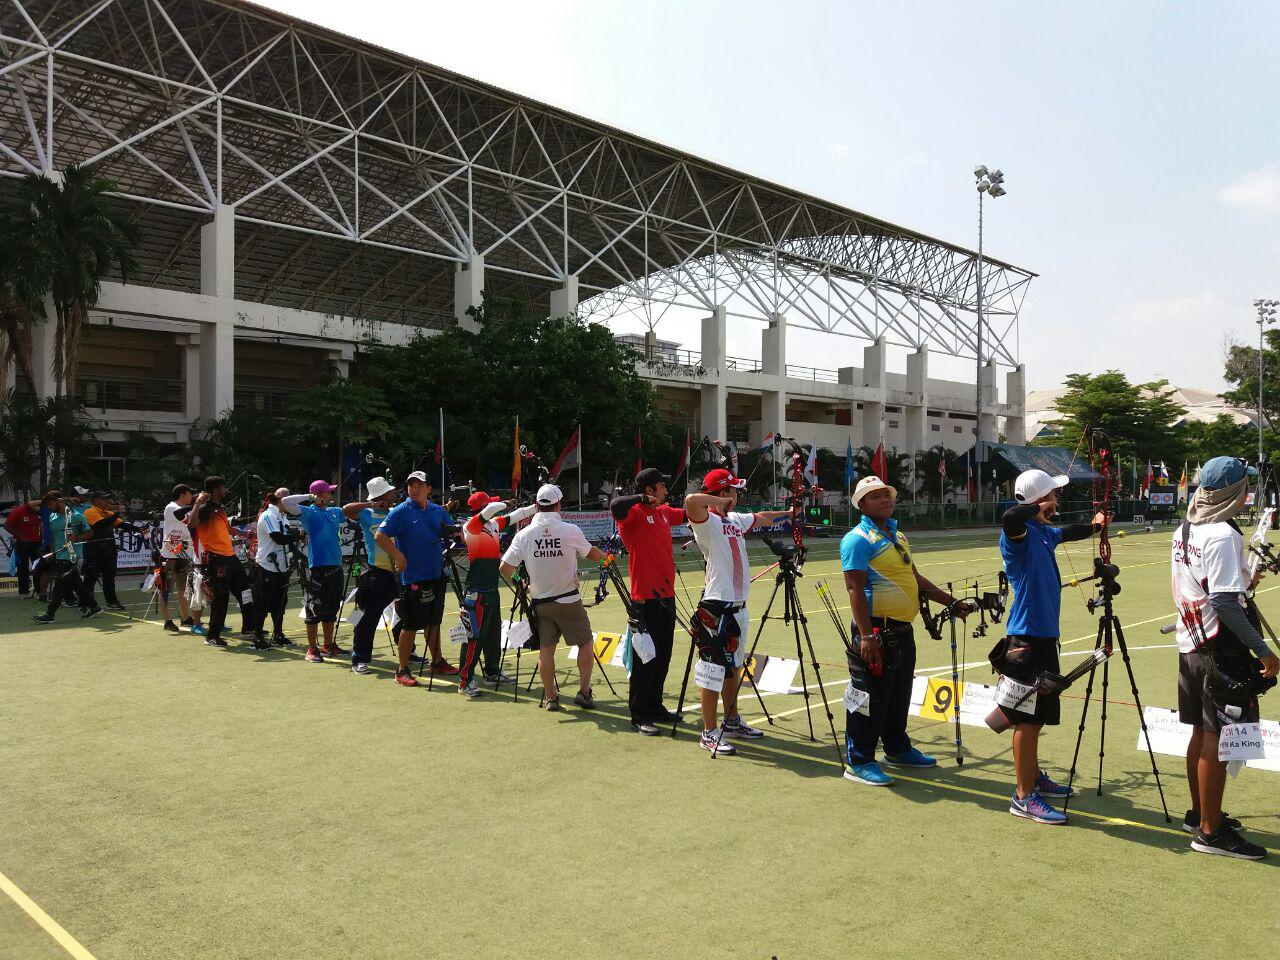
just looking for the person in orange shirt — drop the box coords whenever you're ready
[189,476,255,648]
[81,491,145,611]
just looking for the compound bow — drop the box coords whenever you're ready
[777,435,820,565]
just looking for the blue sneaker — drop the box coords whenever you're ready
[190,624,206,636]
[844,761,894,786]
[1035,770,1074,799]
[1010,790,1067,825]
[884,747,937,768]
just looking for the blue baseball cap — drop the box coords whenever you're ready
[1198,457,1255,490]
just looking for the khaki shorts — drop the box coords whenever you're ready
[533,598,594,648]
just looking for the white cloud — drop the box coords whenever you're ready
[825,141,852,163]
[1218,164,1280,212]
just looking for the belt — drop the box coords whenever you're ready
[870,616,912,629]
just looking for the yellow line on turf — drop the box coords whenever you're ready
[0,869,99,960]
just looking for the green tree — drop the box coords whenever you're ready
[0,390,96,494]
[1036,371,1187,463]
[287,379,396,496]
[0,200,54,389]
[1179,414,1257,465]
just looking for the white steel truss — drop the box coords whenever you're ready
[0,0,1034,360]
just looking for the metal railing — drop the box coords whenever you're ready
[785,362,841,383]
[76,376,185,412]
[234,385,298,416]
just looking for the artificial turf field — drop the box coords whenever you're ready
[2,524,1278,960]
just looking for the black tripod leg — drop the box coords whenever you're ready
[592,646,617,696]
[739,577,782,725]
[1063,629,1104,817]
[1097,634,1111,797]
[671,637,697,738]
[787,583,817,743]
[1113,616,1171,822]
[793,588,843,766]
[948,595,964,766]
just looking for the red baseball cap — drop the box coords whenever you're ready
[701,468,747,494]
[467,490,498,512]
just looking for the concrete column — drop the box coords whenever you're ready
[454,255,485,333]
[549,275,578,318]
[1004,363,1027,445]
[861,335,887,450]
[761,312,787,440]
[699,305,727,441]
[29,305,57,399]
[643,330,658,360]
[904,346,929,455]
[199,205,235,422]
[978,360,998,445]
[181,339,201,423]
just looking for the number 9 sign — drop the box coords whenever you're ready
[918,677,963,721]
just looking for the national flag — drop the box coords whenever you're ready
[676,429,691,476]
[844,439,855,487]
[551,426,581,478]
[1177,462,1189,504]
[1193,462,1202,485]
[634,428,643,479]
[870,442,887,483]
[1159,461,1171,484]
[1142,460,1153,494]
[511,418,521,491]
[434,438,442,463]
[966,451,975,503]
[803,444,820,485]
[939,454,948,481]
[760,431,776,450]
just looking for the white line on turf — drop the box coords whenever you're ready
[0,869,98,960]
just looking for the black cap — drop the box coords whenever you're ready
[634,467,669,492]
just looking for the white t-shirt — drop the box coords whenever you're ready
[690,509,757,603]
[256,505,290,571]
[161,501,193,559]
[1170,521,1249,654]
[501,511,593,602]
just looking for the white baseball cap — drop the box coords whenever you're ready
[405,470,430,485]
[852,475,897,507]
[366,476,394,500]
[535,483,563,505]
[1014,469,1069,503]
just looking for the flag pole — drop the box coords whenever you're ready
[439,407,446,498]
[577,421,583,511]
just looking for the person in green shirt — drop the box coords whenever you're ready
[32,491,97,624]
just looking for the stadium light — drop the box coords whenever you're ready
[1256,297,1280,465]
[973,164,1008,509]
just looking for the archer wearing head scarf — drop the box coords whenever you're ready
[1171,456,1278,861]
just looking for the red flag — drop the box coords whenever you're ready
[551,427,581,478]
[434,438,442,464]
[511,418,521,491]
[1142,459,1153,494]
[870,442,888,483]
[939,455,947,480]
[676,429,690,475]
[634,428,643,479]
[966,452,976,503]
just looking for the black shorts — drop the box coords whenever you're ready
[398,577,446,632]
[304,565,344,624]
[1177,650,1219,732]
[998,635,1061,726]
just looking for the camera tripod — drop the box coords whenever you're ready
[1062,557,1170,821]
[674,540,843,764]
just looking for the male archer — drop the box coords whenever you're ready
[684,468,793,755]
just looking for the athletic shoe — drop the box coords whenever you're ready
[573,688,597,710]
[205,636,228,648]
[163,620,180,634]
[321,642,347,657]
[481,671,515,686]
[305,647,324,663]
[698,729,737,756]
[408,651,428,664]
[844,761,894,786]
[351,662,370,675]
[1010,791,1067,825]
[632,720,660,736]
[181,617,194,627]
[18,591,31,599]
[1191,825,1267,860]
[655,707,684,724]
[80,605,102,620]
[459,679,483,699]
[190,624,206,636]
[721,715,763,739]
[1035,770,1074,799]
[37,595,49,604]
[394,670,418,687]
[884,747,937,768]
[105,602,126,611]
[271,634,292,647]
[31,613,55,624]
[1182,810,1243,835]
[251,634,271,650]
[544,697,564,712]
[429,660,459,676]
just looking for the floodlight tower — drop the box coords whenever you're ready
[973,165,1006,508]
[1255,297,1279,464]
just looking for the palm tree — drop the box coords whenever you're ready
[0,201,55,390]
[14,164,140,399]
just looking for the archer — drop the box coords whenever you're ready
[840,476,974,786]
[995,469,1104,825]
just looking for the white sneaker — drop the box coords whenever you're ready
[698,729,737,756]
[721,715,764,739]
[351,662,370,675]
[459,679,483,699]
[481,671,515,686]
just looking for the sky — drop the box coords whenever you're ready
[258,0,1280,395]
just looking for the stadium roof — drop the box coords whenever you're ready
[0,0,1034,360]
